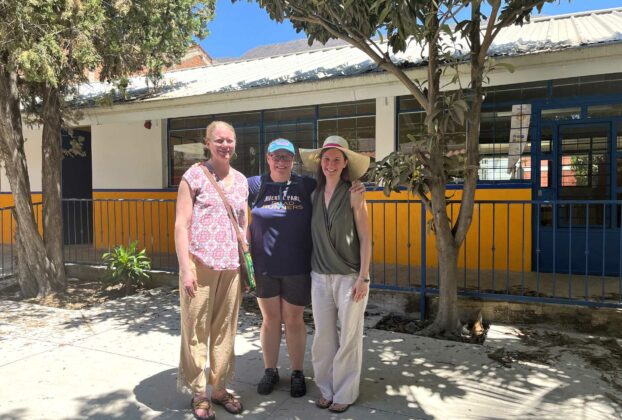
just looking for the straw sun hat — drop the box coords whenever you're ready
[299,136,371,180]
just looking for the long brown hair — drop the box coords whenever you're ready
[316,148,350,190]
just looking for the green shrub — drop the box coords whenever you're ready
[101,241,151,294]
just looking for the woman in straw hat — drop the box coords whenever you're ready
[299,135,372,414]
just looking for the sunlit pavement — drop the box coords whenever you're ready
[1,287,620,419]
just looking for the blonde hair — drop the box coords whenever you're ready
[204,121,236,158]
[205,120,236,142]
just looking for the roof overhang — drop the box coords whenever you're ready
[79,42,622,126]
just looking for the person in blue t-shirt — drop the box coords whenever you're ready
[247,138,316,398]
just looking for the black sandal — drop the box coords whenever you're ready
[191,396,216,420]
[211,391,244,415]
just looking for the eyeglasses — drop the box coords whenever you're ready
[269,154,294,162]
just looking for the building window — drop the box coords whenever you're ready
[588,103,622,118]
[478,108,531,181]
[166,100,376,185]
[552,73,622,98]
[475,80,553,182]
[397,96,466,182]
[483,80,548,104]
[168,112,261,186]
[169,127,206,187]
[318,100,376,161]
[541,107,581,121]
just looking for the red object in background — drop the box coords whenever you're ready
[144,120,152,129]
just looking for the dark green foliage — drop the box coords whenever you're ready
[102,241,152,294]
[370,151,426,196]
[0,0,214,89]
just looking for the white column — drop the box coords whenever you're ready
[375,96,396,160]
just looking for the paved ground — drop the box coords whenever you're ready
[1,287,621,420]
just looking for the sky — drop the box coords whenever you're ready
[200,0,622,59]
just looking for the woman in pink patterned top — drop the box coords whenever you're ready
[174,121,248,420]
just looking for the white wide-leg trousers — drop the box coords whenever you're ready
[311,271,368,405]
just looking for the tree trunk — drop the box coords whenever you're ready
[423,181,462,336]
[418,7,461,336]
[0,58,60,298]
[432,231,460,334]
[13,210,39,297]
[41,86,67,290]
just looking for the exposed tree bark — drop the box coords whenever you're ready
[0,58,59,298]
[41,85,67,291]
[13,210,38,297]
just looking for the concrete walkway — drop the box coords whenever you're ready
[1,287,621,419]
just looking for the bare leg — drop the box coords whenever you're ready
[281,299,306,371]
[258,296,282,368]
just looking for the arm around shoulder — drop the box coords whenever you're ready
[351,193,371,279]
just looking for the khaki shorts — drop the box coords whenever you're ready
[255,273,311,306]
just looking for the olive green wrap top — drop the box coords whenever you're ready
[310,180,361,274]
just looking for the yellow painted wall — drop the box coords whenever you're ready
[0,191,174,254]
[366,188,532,273]
[0,194,43,245]
[0,188,532,275]
[92,191,177,255]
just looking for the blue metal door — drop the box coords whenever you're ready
[536,121,618,275]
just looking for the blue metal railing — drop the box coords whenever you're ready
[1,198,620,315]
[366,199,622,317]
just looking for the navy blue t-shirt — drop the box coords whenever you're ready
[248,174,317,276]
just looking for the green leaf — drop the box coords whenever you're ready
[493,62,515,73]
[100,240,151,290]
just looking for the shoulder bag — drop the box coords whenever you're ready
[199,164,256,292]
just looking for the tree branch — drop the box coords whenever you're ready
[288,13,429,110]
[478,0,501,64]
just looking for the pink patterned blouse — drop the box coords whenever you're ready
[183,164,249,270]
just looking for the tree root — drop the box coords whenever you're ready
[419,321,462,339]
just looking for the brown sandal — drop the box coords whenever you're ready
[328,403,351,413]
[191,396,216,420]
[211,391,244,414]
[315,397,333,409]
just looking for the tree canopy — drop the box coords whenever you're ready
[1,0,214,108]
[0,0,214,297]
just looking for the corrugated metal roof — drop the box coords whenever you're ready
[239,38,349,59]
[77,7,622,104]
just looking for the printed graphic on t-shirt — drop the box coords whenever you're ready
[262,193,304,210]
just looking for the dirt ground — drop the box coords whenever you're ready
[0,277,136,310]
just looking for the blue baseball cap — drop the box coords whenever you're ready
[267,138,295,155]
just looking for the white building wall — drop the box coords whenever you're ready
[375,96,396,160]
[91,119,165,190]
[1,125,43,193]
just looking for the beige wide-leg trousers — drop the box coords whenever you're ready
[177,256,241,394]
[311,271,368,405]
